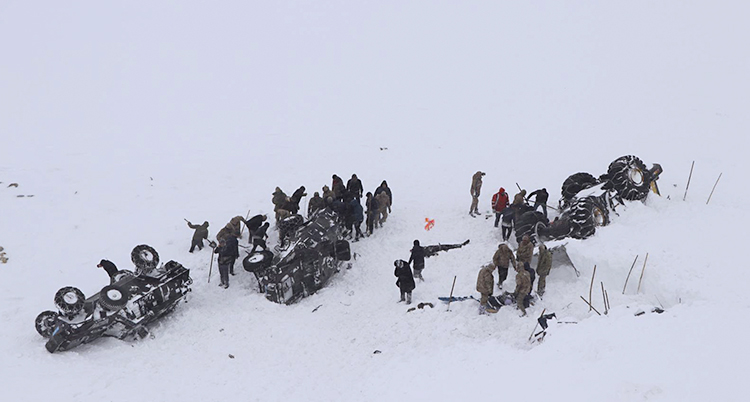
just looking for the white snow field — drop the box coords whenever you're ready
[1,1,749,401]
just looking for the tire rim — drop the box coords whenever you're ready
[140,251,154,261]
[593,208,606,226]
[628,168,644,186]
[249,254,265,263]
[63,292,79,304]
[106,289,123,301]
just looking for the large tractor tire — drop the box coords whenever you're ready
[561,172,599,206]
[278,214,304,233]
[54,287,85,317]
[35,310,59,338]
[131,244,160,271]
[99,285,130,311]
[514,211,549,244]
[607,155,651,201]
[568,196,610,239]
[243,250,274,273]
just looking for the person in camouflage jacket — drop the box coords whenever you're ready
[536,243,552,296]
[516,235,534,265]
[187,220,209,252]
[492,243,517,288]
[469,171,484,216]
[308,192,325,217]
[375,191,390,226]
[476,263,495,313]
[514,264,532,316]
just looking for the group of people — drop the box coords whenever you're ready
[185,214,270,289]
[476,234,552,315]
[393,239,427,305]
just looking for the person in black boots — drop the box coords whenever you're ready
[408,240,426,281]
[394,259,415,304]
[365,192,379,236]
[186,220,209,252]
[97,259,119,284]
[346,174,364,200]
[526,188,549,218]
[214,235,239,288]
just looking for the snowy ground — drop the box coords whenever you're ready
[2,2,749,401]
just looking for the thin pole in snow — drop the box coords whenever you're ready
[528,308,547,341]
[637,253,649,294]
[706,173,722,205]
[579,296,602,316]
[601,282,608,315]
[588,265,597,311]
[683,161,695,201]
[446,276,457,312]
[622,255,639,294]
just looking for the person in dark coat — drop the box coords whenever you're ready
[245,215,267,236]
[408,240,426,281]
[332,174,346,200]
[286,186,307,214]
[374,181,392,212]
[394,259,415,304]
[365,192,379,236]
[501,206,515,242]
[347,197,364,241]
[523,261,536,298]
[187,220,209,252]
[97,259,119,284]
[251,222,269,253]
[308,192,325,217]
[214,235,239,288]
[526,188,549,218]
[346,174,364,200]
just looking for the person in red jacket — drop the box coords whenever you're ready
[491,188,510,228]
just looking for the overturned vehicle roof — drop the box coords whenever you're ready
[243,208,351,304]
[34,245,192,353]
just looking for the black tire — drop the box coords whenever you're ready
[54,287,85,316]
[131,244,159,271]
[334,240,351,261]
[35,310,59,338]
[607,155,651,201]
[514,211,548,244]
[278,214,304,233]
[243,250,275,273]
[113,270,135,282]
[561,172,599,205]
[568,196,610,239]
[99,285,130,311]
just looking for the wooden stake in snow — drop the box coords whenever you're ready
[207,250,215,284]
[528,308,547,341]
[446,276,457,312]
[637,253,649,294]
[579,296,602,316]
[706,173,722,205]
[601,282,608,314]
[588,265,597,311]
[605,289,610,311]
[622,255,639,294]
[683,161,695,201]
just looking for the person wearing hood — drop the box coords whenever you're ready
[513,189,527,206]
[492,243,516,289]
[394,259,415,304]
[536,243,552,296]
[516,235,534,266]
[476,263,496,314]
[514,262,532,316]
[491,187,510,228]
[272,187,290,222]
[374,181,392,212]
[250,222,270,253]
[286,186,307,214]
[187,220,209,252]
[308,192,325,217]
[408,240,426,281]
[346,174,364,200]
[214,234,239,288]
[365,192,379,236]
[500,206,515,241]
[526,188,549,218]
[332,174,346,200]
[469,171,485,217]
[322,185,334,202]
[347,197,364,241]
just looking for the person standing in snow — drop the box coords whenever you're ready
[308,192,325,217]
[394,259,415,304]
[516,235,534,266]
[491,187,510,228]
[346,174,364,200]
[251,222,269,253]
[245,214,267,240]
[476,263,496,314]
[514,263,532,316]
[322,185,334,203]
[272,187,290,222]
[213,237,232,288]
[500,206,515,241]
[347,197,364,241]
[512,189,527,206]
[186,220,209,252]
[375,190,390,227]
[492,243,516,289]
[374,181,392,212]
[469,171,485,217]
[97,259,119,284]
[332,174,346,201]
[536,243,552,296]
[365,192,379,236]
[285,186,307,214]
[526,188,549,218]
[408,240,426,281]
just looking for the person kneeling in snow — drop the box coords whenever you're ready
[394,259,415,304]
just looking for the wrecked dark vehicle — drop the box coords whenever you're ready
[243,209,351,304]
[515,155,662,242]
[34,245,192,353]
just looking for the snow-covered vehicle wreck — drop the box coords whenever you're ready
[34,245,192,353]
[243,209,351,305]
[516,155,663,242]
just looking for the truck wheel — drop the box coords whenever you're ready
[243,250,274,273]
[54,287,85,316]
[568,196,610,239]
[131,244,160,271]
[99,285,130,311]
[561,172,599,206]
[334,240,351,261]
[35,310,59,338]
[514,211,548,243]
[607,155,650,201]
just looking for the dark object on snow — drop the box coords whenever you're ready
[516,155,662,242]
[538,313,557,330]
[242,208,351,304]
[35,245,192,353]
[423,240,470,258]
[97,259,119,284]
[635,307,665,316]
